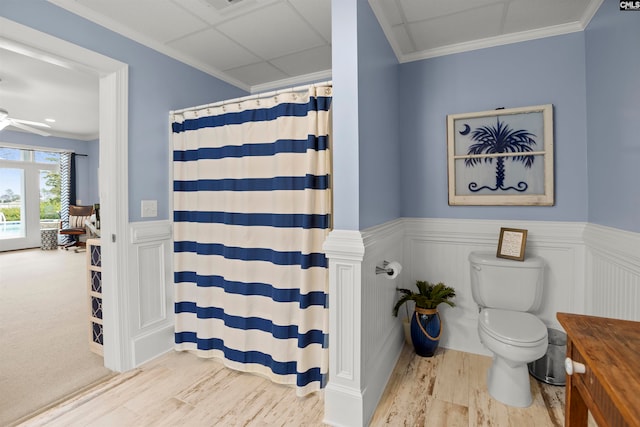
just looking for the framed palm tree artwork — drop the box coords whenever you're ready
[447,104,554,206]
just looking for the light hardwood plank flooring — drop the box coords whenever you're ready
[370,345,567,427]
[20,344,571,427]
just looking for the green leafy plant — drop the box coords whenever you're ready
[393,280,456,316]
[0,207,21,221]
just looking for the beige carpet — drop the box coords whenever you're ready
[0,248,113,426]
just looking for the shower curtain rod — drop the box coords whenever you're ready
[171,80,332,115]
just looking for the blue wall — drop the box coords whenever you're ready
[585,0,640,233]
[331,0,360,230]
[330,0,401,230]
[0,130,98,206]
[1,0,247,222]
[4,1,637,232]
[357,0,401,230]
[399,33,589,223]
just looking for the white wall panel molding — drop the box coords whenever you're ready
[403,217,586,245]
[323,229,366,260]
[130,220,172,244]
[584,224,640,321]
[323,223,405,426]
[361,217,404,246]
[129,220,174,366]
[323,219,639,425]
[402,218,587,355]
[323,229,364,427]
[584,223,640,270]
[360,219,405,425]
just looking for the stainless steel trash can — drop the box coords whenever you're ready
[528,328,567,386]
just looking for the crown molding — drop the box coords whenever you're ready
[249,69,332,94]
[47,0,251,92]
[398,21,585,64]
[369,0,604,65]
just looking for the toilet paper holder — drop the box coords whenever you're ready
[376,260,402,278]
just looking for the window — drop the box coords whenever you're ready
[0,145,62,249]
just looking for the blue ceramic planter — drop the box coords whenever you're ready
[410,308,441,357]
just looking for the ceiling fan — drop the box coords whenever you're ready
[0,107,51,137]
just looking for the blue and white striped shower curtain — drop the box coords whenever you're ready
[171,86,332,396]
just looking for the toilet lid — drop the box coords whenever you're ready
[479,309,547,346]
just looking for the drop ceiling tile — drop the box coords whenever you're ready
[504,0,588,33]
[75,0,208,43]
[170,0,225,25]
[174,0,275,25]
[224,61,289,87]
[288,0,332,41]
[373,0,405,26]
[398,0,499,23]
[216,2,325,59]
[408,3,505,51]
[269,45,331,76]
[167,28,261,71]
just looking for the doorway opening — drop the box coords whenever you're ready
[0,16,131,422]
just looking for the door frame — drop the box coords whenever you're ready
[0,18,131,371]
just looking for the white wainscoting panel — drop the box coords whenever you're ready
[322,218,639,426]
[584,224,640,321]
[323,229,365,427]
[136,242,167,328]
[360,219,405,425]
[322,221,406,427]
[403,218,586,356]
[129,220,174,366]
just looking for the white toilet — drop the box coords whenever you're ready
[469,251,548,408]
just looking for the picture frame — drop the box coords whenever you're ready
[496,227,528,261]
[447,104,554,206]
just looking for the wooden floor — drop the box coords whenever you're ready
[370,345,566,427]
[20,345,569,427]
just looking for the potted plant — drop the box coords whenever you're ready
[393,280,456,357]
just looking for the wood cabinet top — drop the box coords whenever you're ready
[557,312,640,425]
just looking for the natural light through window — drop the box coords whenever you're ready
[0,146,61,241]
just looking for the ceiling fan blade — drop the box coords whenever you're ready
[12,118,51,128]
[9,119,51,137]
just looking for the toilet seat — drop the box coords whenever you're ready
[479,308,547,347]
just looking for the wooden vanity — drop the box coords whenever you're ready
[557,312,640,427]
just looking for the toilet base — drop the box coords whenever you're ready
[487,356,533,408]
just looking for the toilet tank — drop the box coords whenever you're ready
[469,251,545,312]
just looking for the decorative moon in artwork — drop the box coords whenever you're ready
[459,124,471,135]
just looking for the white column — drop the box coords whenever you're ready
[323,229,365,427]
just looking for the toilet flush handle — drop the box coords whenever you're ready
[472,265,482,271]
[565,357,586,375]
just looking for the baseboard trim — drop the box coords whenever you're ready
[132,323,175,367]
